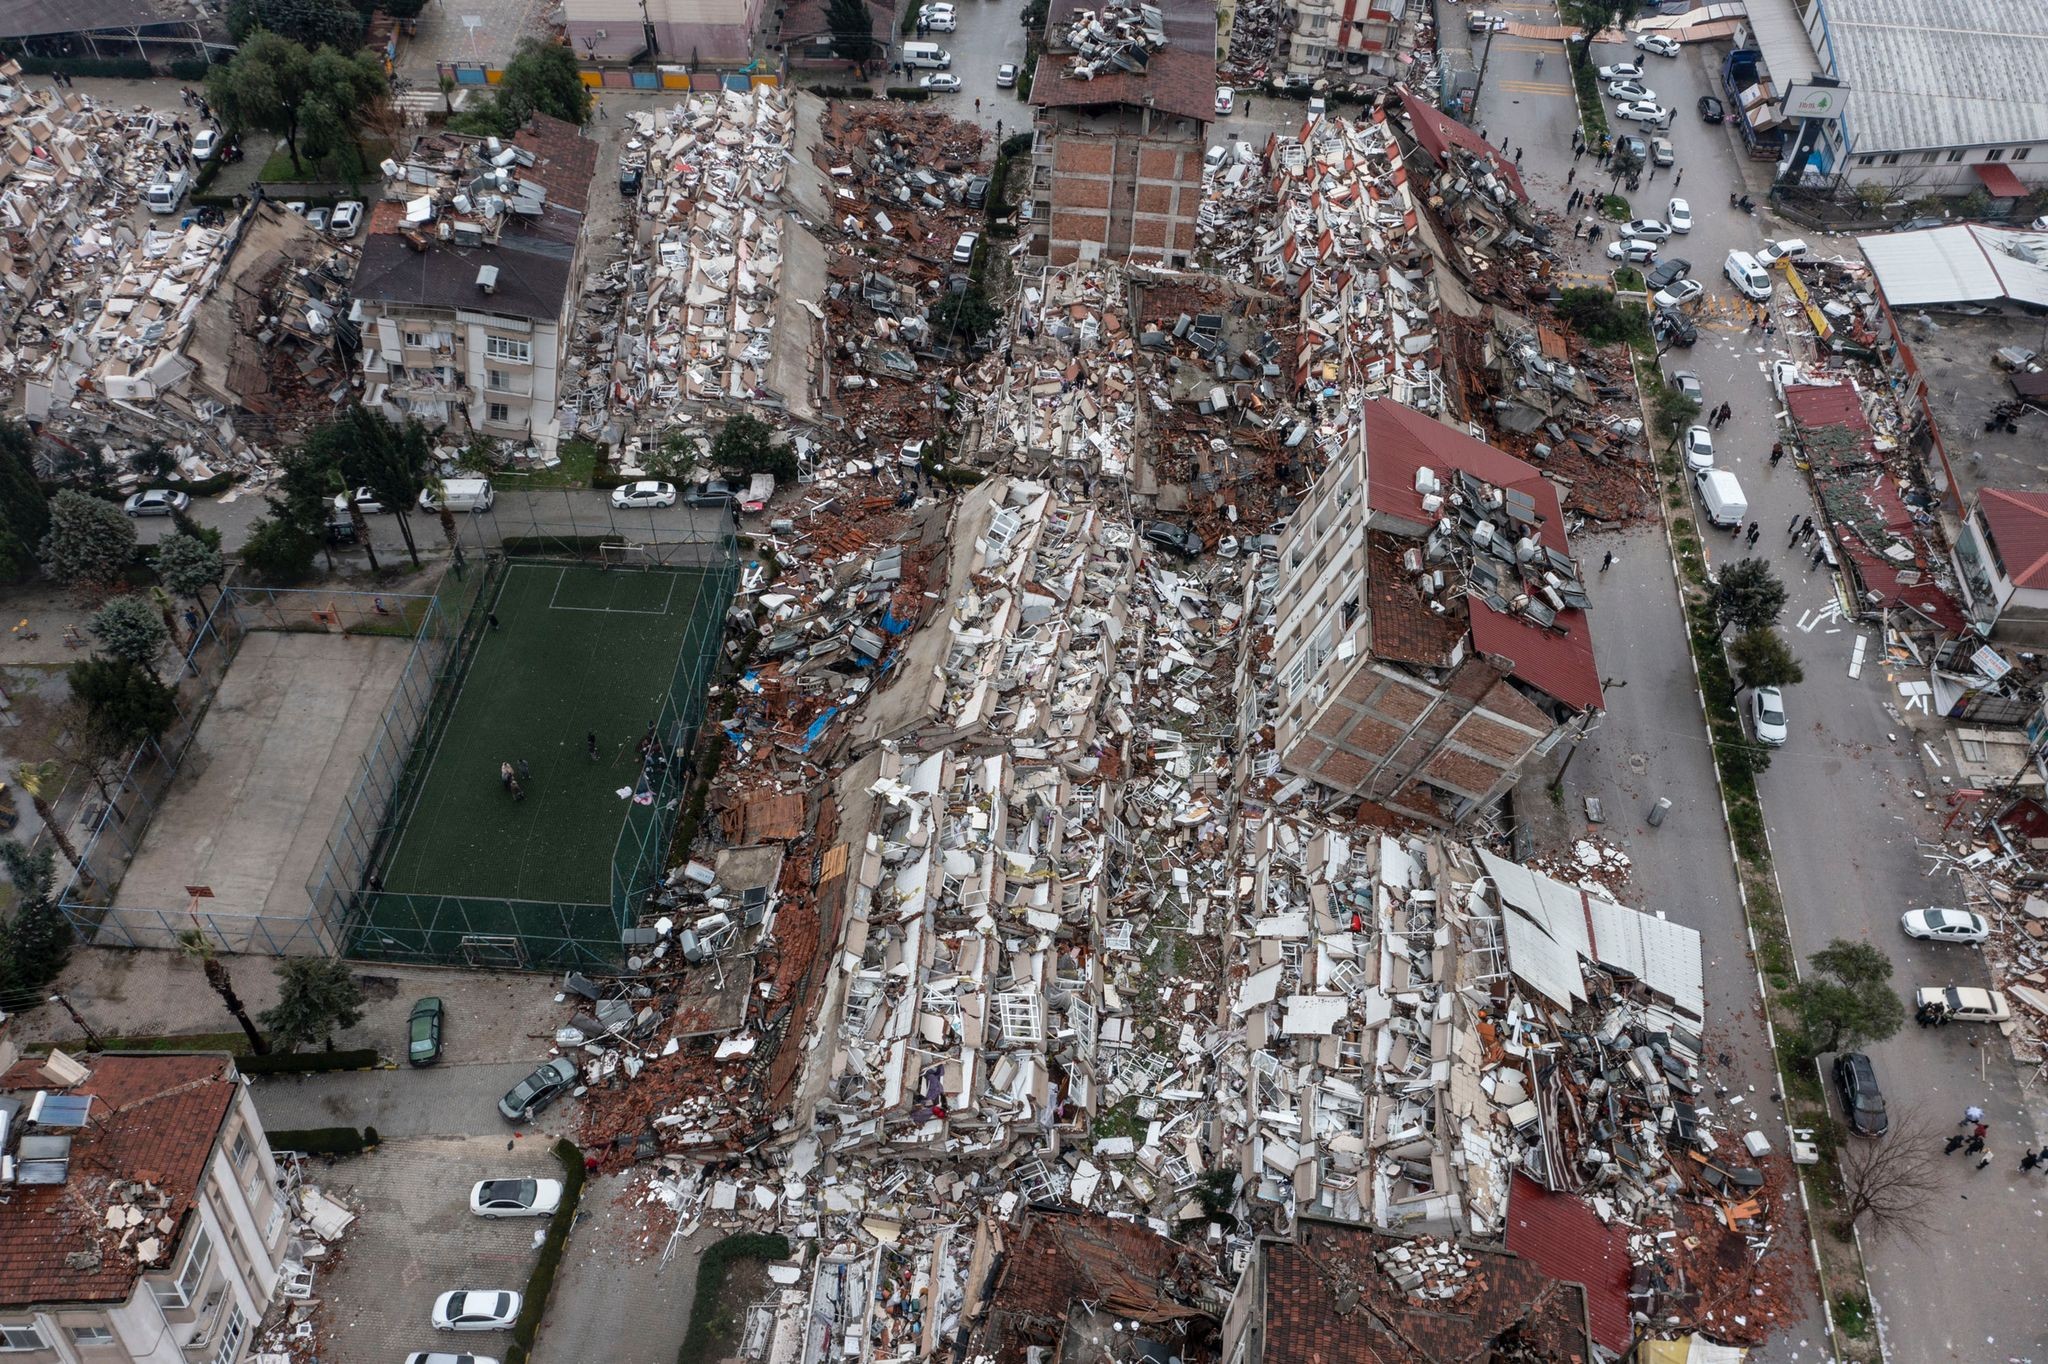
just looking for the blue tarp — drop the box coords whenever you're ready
[800,707,840,753]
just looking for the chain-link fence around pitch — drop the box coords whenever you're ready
[320,542,737,971]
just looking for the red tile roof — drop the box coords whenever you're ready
[1364,399,1601,712]
[1395,88,1528,202]
[1263,1220,1597,1363]
[981,1210,1215,1364]
[1030,46,1218,125]
[0,1054,237,1307]
[1976,487,2048,589]
[512,113,599,218]
[1782,382,1878,467]
[1975,161,2028,199]
[1503,1173,1633,1356]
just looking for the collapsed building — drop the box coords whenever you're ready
[351,114,599,454]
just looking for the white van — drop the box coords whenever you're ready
[902,41,952,69]
[1757,237,1810,267]
[419,477,495,513]
[1724,250,1772,301]
[146,170,191,214]
[1694,467,1747,528]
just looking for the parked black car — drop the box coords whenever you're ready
[1696,95,1725,124]
[407,997,444,1066]
[1652,306,1697,348]
[619,164,643,198]
[1142,522,1204,559]
[1832,1052,1889,1137]
[498,1056,580,1122]
[1644,257,1692,292]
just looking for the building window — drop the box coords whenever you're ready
[211,1306,246,1364]
[70,1325,114,1347]
[487,369,512,391]
[403,330,426,348]
[388,363,407,381]
[487,402,511,424]
[484,335,531,364]
[1881,153,1901,165]
[1986,148,2006,162]
[1855,155,1874,167]
[229,1131,252,1170]
[2014,147,2032,161]
[1922,151,1939,164]
[0,1323,48,1351]
[1948,149,1966,162]
[263,1202,284,1244]
[174,1228,213,1306]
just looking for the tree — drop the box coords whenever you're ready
[88,595,171,674]
[69,655,179,747]
[0,420,51,581]
[826,0,877,61]
[1555,286,1648,348]
[1715,557,1787,638]
[259,957,367,1051]
[15,761,87,882]
[226,0,365,51]
[177,930,269,1054]
[647,432,700,481]
[1651,376,1700,439]
[711,414,796,482]
[155,533,225,614]
[209,33,318,173]
[930,286,1001,343]
[456,38,590,135]
[1785,938,1904,1060]
[303,407,433,568]
[0,841,72,999]
[240,516,320,584]
[299,48,389,184]
[1729,627,1806,693]
[39,489,137,592]
[1833,1106,1941,1243]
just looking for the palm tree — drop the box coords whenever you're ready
[177,929,270,1054]
[16,760,89,884]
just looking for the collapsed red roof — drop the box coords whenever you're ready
[1395,87,1528,202]
[1504,1173,1634,1356]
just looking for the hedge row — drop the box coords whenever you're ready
[503,1139,588,1364]
[165,470,238,497]
[266,1125,381,1156]
[884,87,934,102]
[677,1234,792,1364]
[236,1047,380,1075]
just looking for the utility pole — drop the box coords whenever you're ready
[49,994,105,1051]
[1467,27,1498,124]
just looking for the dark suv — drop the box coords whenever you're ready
[1832,1052,1889,1137]
[1142,522,1204,559]
[683,478,740,509]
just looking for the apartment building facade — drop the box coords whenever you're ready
[1282,0,1408,81]
[0,1053,289,1364]
[351,115,598,453]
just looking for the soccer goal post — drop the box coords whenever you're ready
[600,542,655,570]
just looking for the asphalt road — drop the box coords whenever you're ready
[1481,20,1833,1358]
[1524,30,2048,1362]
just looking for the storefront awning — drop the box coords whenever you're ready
[1975,162,2028,198]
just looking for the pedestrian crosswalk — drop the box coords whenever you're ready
[1493,79,1575,97]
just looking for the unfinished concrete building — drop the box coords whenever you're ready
[1026,0,1217,267]
[1266,398,1600,824]
[352,115,598,454]
[560,0,766,66]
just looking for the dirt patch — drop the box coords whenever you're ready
[698,1255,773,1361]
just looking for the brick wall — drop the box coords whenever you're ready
[1043,128,1203,266]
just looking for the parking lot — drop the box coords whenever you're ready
[304,1135,562,1364]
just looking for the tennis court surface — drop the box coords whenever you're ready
[377,561,717,905]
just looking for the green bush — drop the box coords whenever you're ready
[1000,131,1034,159]
[677,1234,792,1364]
[1554,286,1648,349]
[933,464,985,488]
[164,470,238,497]
[264,1125,379,1156]
[504,1139,588,1364]
[235,1047,380,1075]
[168,57,213,81]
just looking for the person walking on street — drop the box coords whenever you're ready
[1601,549,1614,572]
[500,761,514,789]
[1568,166,1578,185]
[1962,1104,1986,1127]
[1513,146,1524,164]
[1965,1133,1986,1156]
[1945,1133,1970,1155]
[517,758,531,784]
[1787,514,1802,535]
[2023,1148,2042,1172]
[1746,523,1761,547]
[487,612,501,631]
[1976,1150,1995,1171]
[1800,515,1815,540]
[1770,441,1784,466]
[1810,543,1827,571]
[1974,1120,1990,1141]
[1674,168,1682,187]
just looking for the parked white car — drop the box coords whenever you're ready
[1616,101,1671,124]
[921,73,962,92]
[1623,218,1671,241]
[123,489,190,517]
[1653,278,1704,310]
[330,200,364,237]
[609,480,677,510]
[1666,197,1692,233]
[1914,985,2011,1023]
[192,128,220,161]
[1725,249,1773,301]
[1606,236,1659,263]
[1597,61,1643,81]
[1215,86,1235,115]
[432,1291,522,1331]
[1682,424,1715,471]
[1900,908,1990,944]
[469,1178,565,1218]
[1635,33,1681,56]
[1749,685,1787,746]
[1607,81,1656,103]
[332,486,385,515]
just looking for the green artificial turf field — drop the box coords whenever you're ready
[374,560,714,907]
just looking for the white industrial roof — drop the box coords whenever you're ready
[1856,225,2048,307]
[1819,0,2048,153]
[1586,898,1705,1022]
[1485,853,1705,1021]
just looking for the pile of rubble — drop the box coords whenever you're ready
[251,1151,361,1364]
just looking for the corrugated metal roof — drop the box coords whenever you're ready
[1503,909,1586,1010]
[1823,0,2048,152]
[1587,897,1705,1021]
[1856,225,2048,307]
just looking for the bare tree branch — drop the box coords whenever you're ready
[1834,1106,1944,1245]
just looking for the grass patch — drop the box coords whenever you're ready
[494,438,601,490]
[1600,193,1631,220]
[678,1234,792,1364]
[1613,266,1644,292]
[257,141,392,187]
[1834,1292,1872,1338]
